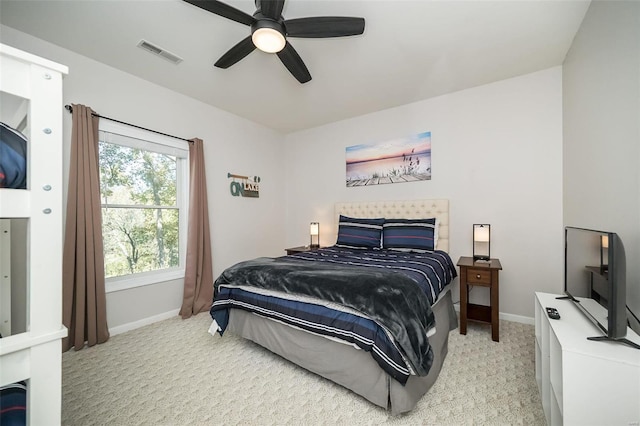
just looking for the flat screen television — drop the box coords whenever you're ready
[564,226,638,349]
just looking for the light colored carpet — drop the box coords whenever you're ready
[62,313,545,425]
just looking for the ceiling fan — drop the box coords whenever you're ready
[183,0,365,84]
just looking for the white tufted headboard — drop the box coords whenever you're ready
[334,199,449,252]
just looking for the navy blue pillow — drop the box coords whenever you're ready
[0,122,28,189]
[0,381,26,426]
[383,218,437,252]
[336,215,384,249]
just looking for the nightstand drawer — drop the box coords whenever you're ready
[467,269,491,285]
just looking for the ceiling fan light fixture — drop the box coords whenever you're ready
[251,19,286,53]
[252,27,285,53]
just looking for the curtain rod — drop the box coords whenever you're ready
[64,105,193,143]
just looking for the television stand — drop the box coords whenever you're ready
[587,335,640,350]
[535,292,640,425]
[555,295,574,301]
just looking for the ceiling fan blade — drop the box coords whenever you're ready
[183,0,255,26]
[277,42,311,84]
[259,0,285,20]
[214,36,256,69]
[285,17,365,38]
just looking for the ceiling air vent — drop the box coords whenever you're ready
[137,40,183,65]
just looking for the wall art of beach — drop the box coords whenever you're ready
[346,131,431,187]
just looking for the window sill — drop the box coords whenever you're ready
[106,268,184,293]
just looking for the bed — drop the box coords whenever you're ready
[208,199,457,414]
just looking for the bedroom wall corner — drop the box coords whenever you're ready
[562,0,640,328]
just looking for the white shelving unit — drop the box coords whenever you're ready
[0,43,68,425]
[535,292,640,425]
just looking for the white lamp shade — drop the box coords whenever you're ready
[601,235,609,249]
[252,28,286,53]
[474,226,490,243]
[310,222,319,236]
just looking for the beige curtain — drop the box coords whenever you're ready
[180,138,214,318]
[62,104,109,351]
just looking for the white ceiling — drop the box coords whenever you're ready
[0,0,590,134]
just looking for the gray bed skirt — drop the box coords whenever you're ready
[225,289,458,415]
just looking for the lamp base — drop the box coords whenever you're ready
[473,256,491,263]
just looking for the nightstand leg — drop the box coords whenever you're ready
[491,270,499,342]
[460,276,467,335]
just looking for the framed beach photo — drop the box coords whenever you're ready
[346,131,431,187]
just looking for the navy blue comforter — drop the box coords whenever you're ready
[210,246,456,384]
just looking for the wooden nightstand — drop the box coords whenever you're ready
[285,246,321,255]
[457,256,503,342]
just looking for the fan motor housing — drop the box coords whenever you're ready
[251,15,285,37]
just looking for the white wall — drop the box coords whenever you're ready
[3,21,597,326]
[563,1,640,327]
[1,26,286,329]
[284,68,564,319]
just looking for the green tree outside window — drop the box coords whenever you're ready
[99,141,180,278]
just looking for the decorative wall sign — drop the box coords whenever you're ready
[228,172,261,198]
[345,131,431,187]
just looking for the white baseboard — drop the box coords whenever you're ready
[453,304,534,325]
[500,312,534,325]
[109,309,180,336]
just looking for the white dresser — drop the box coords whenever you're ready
[534,292,640,425]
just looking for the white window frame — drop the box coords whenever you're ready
[98,120,189,293]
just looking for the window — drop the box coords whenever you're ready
[98,121,189,292]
